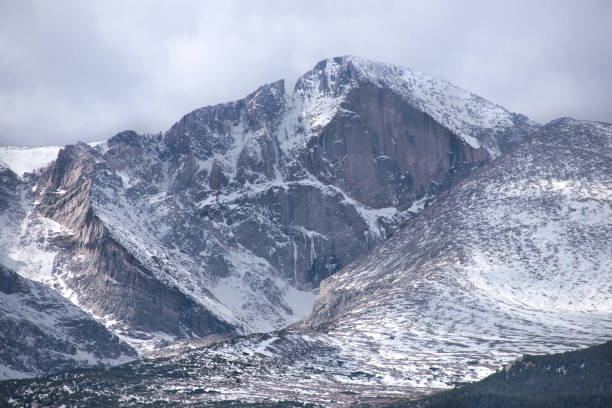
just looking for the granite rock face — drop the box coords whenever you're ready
[0,56,538,353]
[297,61,493,209]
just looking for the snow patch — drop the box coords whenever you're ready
[0,145,62,177]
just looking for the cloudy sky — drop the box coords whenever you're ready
[1,0,611,146]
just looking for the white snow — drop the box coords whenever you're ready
[0,144,62,177]
[284,284,318,321]
[252,336,278,357]
[0,270,136,380]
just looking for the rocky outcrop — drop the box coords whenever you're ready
[302,79,491,208]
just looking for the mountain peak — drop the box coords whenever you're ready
[294,56,539,156]
[244,79,286,127]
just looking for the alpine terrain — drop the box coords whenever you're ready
[0,56,610,406]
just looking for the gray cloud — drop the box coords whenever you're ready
[1,0,611,146]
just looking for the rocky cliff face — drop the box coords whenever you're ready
[33,143,236,343]
[1,57,610,406]
[296,59,494,209]
[0,56,538,353]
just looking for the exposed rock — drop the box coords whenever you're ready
[0,165,20,213]
[33,143,237,341]
[303,81,491,208]
[0,59,609,406]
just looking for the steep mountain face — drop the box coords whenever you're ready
[0,264,136,380]
[33,143,236,343]
[0,165,136,380]
[0,56,537,352]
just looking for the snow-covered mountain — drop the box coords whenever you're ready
[296,56,534,157]
[0,56,538,358]
[0,56,610,406]
[1,117,609,407]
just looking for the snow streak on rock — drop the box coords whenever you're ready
[3,119,609,407]
[296,56,538,157]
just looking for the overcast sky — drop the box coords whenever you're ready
[1,0,611,146]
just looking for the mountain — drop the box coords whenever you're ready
[0,56,538,355]
[0,56,609,405]
[0,113,609,405]
[1,164,137,379]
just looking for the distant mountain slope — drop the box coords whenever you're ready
[0,145,62,178]
[383,340,612,408]
[0,264,136,380]
[0,330,427,407]
[0,56,538,353]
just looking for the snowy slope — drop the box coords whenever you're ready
[293,56,538,157]
[0,145,62,177]
[3,118,608,406]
